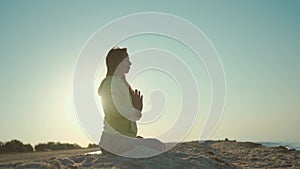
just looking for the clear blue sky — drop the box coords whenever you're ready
[0,0,299,147]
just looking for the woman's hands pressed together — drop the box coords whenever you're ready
[131,89,143,111]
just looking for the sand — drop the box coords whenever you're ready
[0,140,299,169]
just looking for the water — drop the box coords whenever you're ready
[259,141,300,150]
[85,150,102,155]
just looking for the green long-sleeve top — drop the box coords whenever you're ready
[98,76,141,138]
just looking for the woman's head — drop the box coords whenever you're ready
[106,47,132,76]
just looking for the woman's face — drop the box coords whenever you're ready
[118,57,132,74]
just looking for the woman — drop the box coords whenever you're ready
[98,47,165,157]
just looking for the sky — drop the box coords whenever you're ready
[0,0,299,147]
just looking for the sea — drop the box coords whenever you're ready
[259,141,300,150]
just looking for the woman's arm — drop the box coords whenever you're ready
[109,78,142,121]
[111,90,142,121]
[100,77,142,121]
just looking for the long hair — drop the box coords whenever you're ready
[104,47,134,95]
[105,47,128,77]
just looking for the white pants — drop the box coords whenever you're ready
[99,132,165,158]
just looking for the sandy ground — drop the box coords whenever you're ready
[0,141,299,169]
[0,148,98,167]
